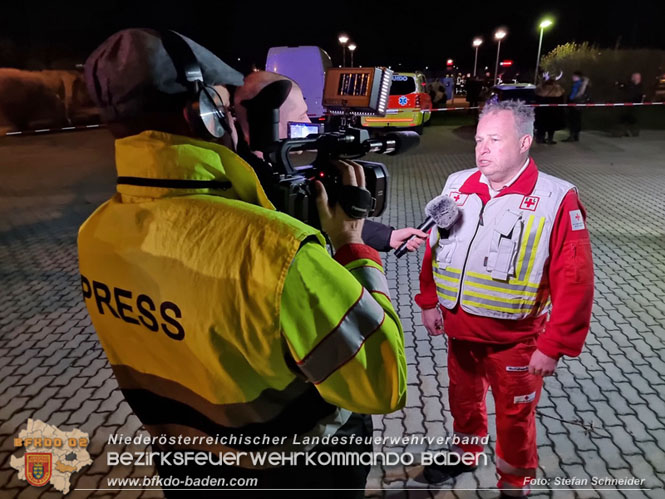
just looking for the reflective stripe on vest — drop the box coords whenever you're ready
[349,260,391,298]
[297,288,386,384]
[433,167,575,320]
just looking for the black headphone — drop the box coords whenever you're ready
[160,30,232,139]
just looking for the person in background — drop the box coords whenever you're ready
[443,74,455,104]
[618,72,645,137]
[429,79,447,109]
[563,70,590,142]
[534,72,566,144]
[465,76,483,112]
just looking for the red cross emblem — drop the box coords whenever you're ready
[520,195,540,211]
[449,191,468,206]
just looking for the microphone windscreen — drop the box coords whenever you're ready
[425,194,460,229]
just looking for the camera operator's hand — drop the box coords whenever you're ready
[315,160,365,251]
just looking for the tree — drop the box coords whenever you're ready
[541,43,665,101]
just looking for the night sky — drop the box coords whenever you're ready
[1,0,662,74]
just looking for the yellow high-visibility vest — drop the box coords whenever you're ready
[78,131,406,465]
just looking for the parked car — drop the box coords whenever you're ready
[489,83,537,103]
[360,71,432,134]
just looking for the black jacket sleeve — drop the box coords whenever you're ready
[361,220,394,252]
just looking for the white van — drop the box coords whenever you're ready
[265,46,332,121]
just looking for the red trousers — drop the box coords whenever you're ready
[448,337,543,494]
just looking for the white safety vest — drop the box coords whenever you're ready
[431,167,576,320]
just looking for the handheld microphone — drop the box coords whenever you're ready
[394,194,460,258]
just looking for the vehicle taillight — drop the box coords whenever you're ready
[415,95,421,108]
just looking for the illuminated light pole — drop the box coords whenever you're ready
[534,19,553,84]
[338,34,349,66]
[348,43,357,67]
[493,29,507,86]
[472,38,483,77]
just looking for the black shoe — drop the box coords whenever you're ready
[545,139,557,144]
[422,462,477,484]
[562,136,578,142]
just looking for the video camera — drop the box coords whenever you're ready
[241,67,420,228]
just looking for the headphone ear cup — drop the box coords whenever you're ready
[182,95,211,139]
[198,88,226,138]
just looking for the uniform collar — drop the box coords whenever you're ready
[460,157,539,200]
[114,130,273,209]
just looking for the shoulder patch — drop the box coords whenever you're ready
[569,210,586,231]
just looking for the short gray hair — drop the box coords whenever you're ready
[479,99,535,137]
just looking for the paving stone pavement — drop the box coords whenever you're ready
[1,126,664,498]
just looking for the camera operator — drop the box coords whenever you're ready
[79,29,407,498]
[234,70,427,253]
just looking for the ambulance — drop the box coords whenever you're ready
[360,71,432,134]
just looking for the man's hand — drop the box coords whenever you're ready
[529,349,558,377]
[315,160,365,250]
[422,307,444,336]
[390,227,428,252]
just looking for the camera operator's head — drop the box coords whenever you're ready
[234,71,309,148]
[84,28,243,150]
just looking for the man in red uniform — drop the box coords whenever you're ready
[415,100,594,497]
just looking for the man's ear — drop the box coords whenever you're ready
[520,134,533,152]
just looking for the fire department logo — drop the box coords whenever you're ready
[398,95,408,106]
[449,191,468,206]
[25,453,52,487]
[520,195,540,211]
[11,419,92,495]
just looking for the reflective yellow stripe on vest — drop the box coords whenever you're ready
[460,214,546,315]
[515,215,546,283]
[433,263,461,300]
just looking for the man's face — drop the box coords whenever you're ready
[631,73,641,84]
[475,110,529,185]
[278,86,310,139]
[572,74,580,82]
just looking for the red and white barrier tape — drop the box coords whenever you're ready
[3,101,663,136]
[428,101,665,112]
[3,123,103,137]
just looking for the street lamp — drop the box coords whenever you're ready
[338,34,349,66]
[472,38,483,77]
[493,29,507,86]
[534,19,553,84]
[348,43,357,67]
